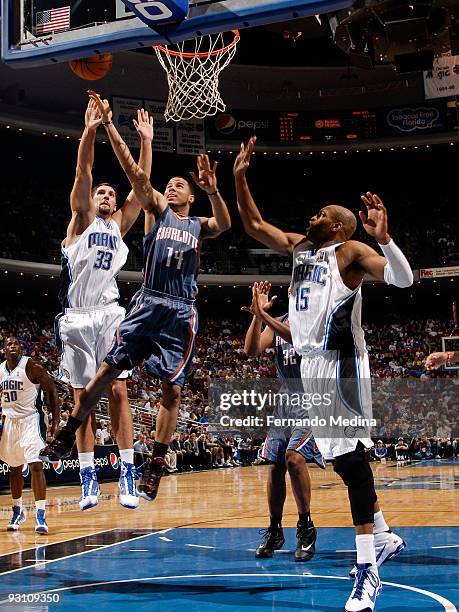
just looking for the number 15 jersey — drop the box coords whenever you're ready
[289,241,366,356]
[143,206,202,301]
[60,216,128,309]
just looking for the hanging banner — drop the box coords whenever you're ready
[424,54,459,100]
[112,96,144,149]
[176,119,205,155]
[144,100,175,153]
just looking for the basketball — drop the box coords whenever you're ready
[69,54,113,81]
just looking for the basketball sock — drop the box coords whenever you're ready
[35,500,46,512]
[67,415,82,433]
[270,515,282,529]
[12,497,22,509]
[119,449,134,465]
[298,511,313,526]
[373,510,389,534]
[356,534,377,570]
[152,441,169,459]
[79,452,95,470]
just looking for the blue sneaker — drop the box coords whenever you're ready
[79,467,100,510]
[118,462,140,509]
[7,506,26,531]
[35,509,48,534]
[345,563,382,612]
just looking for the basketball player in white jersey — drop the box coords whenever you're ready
[0,337,59,533]
[56,98,153,510]
[234,137,412,612]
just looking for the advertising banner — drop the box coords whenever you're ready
[383,104,446,135]
[420,266,459,279]
[0,446,121,489]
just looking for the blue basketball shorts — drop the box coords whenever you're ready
[105,286,198,388]
[262,428,326,469]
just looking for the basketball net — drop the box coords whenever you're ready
[154,30,240,122]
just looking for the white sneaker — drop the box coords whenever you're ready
[350,530,406,577]
[344,564,382,612]
[118,462,140,509]
[79,467,100,511]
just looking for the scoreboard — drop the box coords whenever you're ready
[279,110,379,143]
[207,108,381,145]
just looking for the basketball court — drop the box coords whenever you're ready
[1,0,459,610]
[0,461,458,610]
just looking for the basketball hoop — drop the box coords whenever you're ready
[154,30,240,122]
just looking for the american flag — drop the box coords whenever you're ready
[35,6,70,35]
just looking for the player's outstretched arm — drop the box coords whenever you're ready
[352,192,413,287]
[113,108,154,237]
[251,281,293,344]
[233,137,306,254]
[67,99,101,241]
[26,360,60,436]
[190,154,231,238]
[242,282,276,356]
[425,351,458,369]
[88,91,167,220]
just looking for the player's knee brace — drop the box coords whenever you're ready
[334,447,376,526]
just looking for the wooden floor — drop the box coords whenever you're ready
[0,461,458,556]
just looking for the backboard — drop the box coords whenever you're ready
[2,0,353,67]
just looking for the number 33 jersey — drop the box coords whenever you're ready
[60,216,128,309]
[143,206,202,301]
[289,241,366,356]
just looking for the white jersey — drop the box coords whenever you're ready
[289,241,366,356]
[0,356,41,418]
[60,216,128,309]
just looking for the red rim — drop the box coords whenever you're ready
[154,30,239,59]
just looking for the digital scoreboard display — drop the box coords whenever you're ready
[279,110,379,143]
[207,109,382,145]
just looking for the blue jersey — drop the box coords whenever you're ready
[275,314,302,388]
[143,206,202,301]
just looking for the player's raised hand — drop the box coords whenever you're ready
[190,154,218,195]
[359,191,390,244]
[84,98,102,132]
[87,90,112,124]
[254,281,277,316]
[233,136,257,177]
[133,108,154,142]
[425,351,449,370]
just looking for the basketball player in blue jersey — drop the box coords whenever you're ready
[41,91,231,503]
[55,98,153,511]
[0,338,60,533]
[234,138,411,612]
[242,281,325,562]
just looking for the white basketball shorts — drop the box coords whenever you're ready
[0,413,45,466]
[56,303,129,388]
[300,349,374,460]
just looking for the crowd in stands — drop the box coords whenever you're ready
[371,437,458,462]
[0,310,457,472]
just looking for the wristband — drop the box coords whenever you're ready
[103,120,113,126]
[446,351,455,364]
[206,190,218,196]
